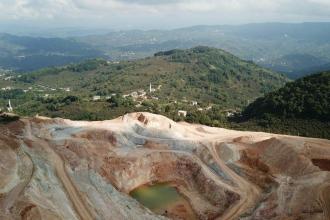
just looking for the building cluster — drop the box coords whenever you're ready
[59,87,71,92]
[1,86,13,91]
[121,83,161,101]
[123,89,147,100]
[93,93,117,101]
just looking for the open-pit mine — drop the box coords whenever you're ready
[0,112,330,220]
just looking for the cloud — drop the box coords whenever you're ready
[116,0,178,5]
[0,0,78,20]
[0,0,330,29]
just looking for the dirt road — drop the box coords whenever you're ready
[25,121,94,220]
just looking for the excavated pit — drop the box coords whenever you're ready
[130,182,197,220]
[100,150,240,219]
[1,112,330,220]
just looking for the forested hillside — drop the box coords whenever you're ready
[0,47,288,120]
[242,72,330,120]
[236,72,330,138]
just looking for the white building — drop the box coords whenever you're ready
[1,86,12,91]
[149,83,156,93]
[93,96,101,101]
[130,91,139,98]
[206,105,213,110]
[226,112,235,117]
[138,90,147,97]
[178,110,187,117]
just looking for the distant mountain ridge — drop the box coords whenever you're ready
[1,22,330,77]
[261,53,329,79]
[77,22,330,78]
[0,33,103,71]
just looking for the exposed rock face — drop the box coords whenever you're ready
[0,112,329,220]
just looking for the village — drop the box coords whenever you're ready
[91,83,207,117]
[0,70,238,118]
[91,82,237,118]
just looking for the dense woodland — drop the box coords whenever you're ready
[234,72,330,139]
[242,72,330,121]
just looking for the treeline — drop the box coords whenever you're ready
[18,59,108,83]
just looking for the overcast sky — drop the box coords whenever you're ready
[1,0,330,31]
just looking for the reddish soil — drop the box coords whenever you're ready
[312,159,330,171]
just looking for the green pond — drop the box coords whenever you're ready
[129,182,182,210]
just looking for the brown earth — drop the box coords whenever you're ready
[0,112,329,220]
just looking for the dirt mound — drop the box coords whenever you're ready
[0,113,329,220]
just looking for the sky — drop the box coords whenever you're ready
[1,0,330,31]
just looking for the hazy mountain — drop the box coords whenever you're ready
[77,22,330,78]
[0,33,104,71]
[1,22,330,77]
[261,53,329,79]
